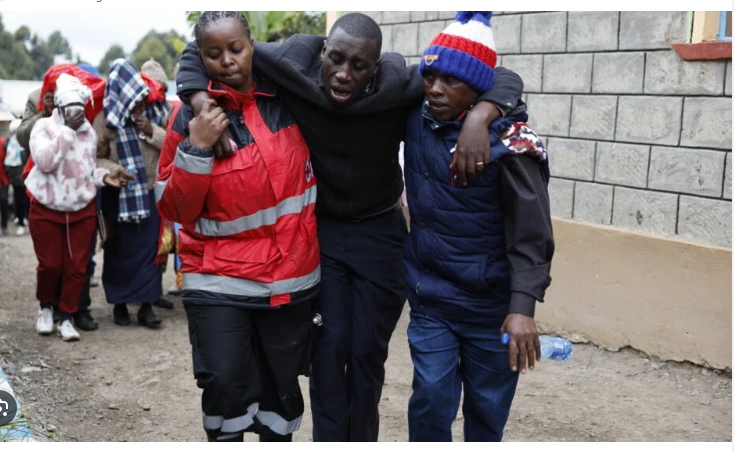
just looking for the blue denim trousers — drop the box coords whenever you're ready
[407,310,519,442]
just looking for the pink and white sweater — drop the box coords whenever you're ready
[27,108,109,212]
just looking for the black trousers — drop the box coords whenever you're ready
[12,184,29,226]
[184,299,313,441]
[0,185,9,230]
[310,209,408,442]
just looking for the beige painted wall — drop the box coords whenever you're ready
[540,219,732,370]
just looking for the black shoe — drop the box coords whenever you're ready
[113,304,131,326]
[73,311,99,331]
[258,431,292,442]
[137,304,161,328]
[153,295,175,310]
[206,432,244,442]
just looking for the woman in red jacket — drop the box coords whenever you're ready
[156,12,319,442]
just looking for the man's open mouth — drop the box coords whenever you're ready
[330,86,352,101]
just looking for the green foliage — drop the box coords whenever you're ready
[130,29,189,81]
[97,44,126,78]
[186,11,326,42]
[0,13,77,80]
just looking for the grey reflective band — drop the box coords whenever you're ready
[175,148,214,175]
[202,403,258,432]
[195,185,317,237]
[255,410,303,435]
[153,179,167,203]
[183,265,321,297]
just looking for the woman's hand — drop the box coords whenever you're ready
[133,114,153,137]
[103,167,135,188]
[189,99,230,150]
[63,107,86,131]
[190,91,234,158]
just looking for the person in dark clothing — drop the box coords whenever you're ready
[403,12,554,442]
[3,131,30,236]
[176,12,526,442]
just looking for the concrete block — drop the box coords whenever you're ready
[393,24,419,57]
[382,11,412,24]
[543,54,593,93]
[612,187,678,236]
[681,98,733,150]
[527,94,571,137]
[548,178,574,219]
[616,97,683,146]
[567,12,619,52]
[570,95,617,141]
[726,62,732,97]
[595,142,650,188]
[438,11,456,20]
[725,153,732,200]
[425,12,441,21]
[418,21,446,52]
[501,55,543,93]
[619,12,688,50]
[406,57,421,67]
[380,25,394,53]
[411,11,426,21]
[493,14,522,55]
[547,138,596,181]
[592,52,645,94]
[522,12,567,53]
[645,51,727,96]
[648,147,726,197]
[678,196,732,248]
[574,182,614,225]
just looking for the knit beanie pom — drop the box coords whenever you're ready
[455,11,493,25]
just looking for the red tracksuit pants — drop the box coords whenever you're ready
[29,200,97,316]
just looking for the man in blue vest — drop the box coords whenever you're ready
[402,12,555,442]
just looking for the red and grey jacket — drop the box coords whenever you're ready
[155,80,320,308]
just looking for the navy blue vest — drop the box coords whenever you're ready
[403,103,530,322]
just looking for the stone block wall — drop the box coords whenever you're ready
[361,11,732,248]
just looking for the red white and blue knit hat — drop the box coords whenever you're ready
[419,11,497,92]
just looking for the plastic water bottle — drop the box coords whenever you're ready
[501,332,573,362]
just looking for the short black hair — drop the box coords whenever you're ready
[329,13,382,55]
[194,11,251,45]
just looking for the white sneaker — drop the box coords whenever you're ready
[13,217,19,225]
[35,308,55,335]
[16,226,25,236]
[57,320,80,342]
[89,276,100,288]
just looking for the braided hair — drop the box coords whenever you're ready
[194,11,251,45]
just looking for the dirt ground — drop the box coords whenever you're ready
[0,229,731,442]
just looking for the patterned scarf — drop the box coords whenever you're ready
[104,59,165,223]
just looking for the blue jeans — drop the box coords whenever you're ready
[407,310,519,442]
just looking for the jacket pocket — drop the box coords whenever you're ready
[201,237,280,276]
[208,151,256,207]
